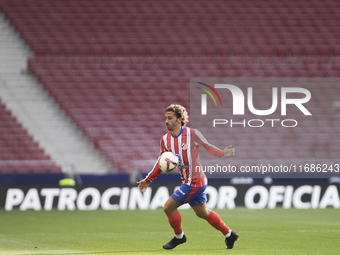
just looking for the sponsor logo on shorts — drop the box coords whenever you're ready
[177,188,185,195]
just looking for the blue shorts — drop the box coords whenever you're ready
[171,184,207,207]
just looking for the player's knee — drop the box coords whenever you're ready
[163,205,168,214]
[163,204,172,215]
[195,211,206,219]
[195,208,211,219]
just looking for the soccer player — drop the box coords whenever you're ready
[137,104,238,250]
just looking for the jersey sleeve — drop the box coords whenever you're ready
[144,137,165,184]
[192,129,225,158]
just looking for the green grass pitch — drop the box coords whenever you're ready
[0,208,339,255]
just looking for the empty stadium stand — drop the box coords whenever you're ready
[0,99,61,173]
[27,57,340,171]
[0,0,339,58]
[0,0,339,173]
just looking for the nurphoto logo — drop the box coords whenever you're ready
[196,82,312,128]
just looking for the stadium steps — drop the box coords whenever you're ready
[0,13,113,174]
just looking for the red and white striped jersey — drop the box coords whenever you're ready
[145,126,225,187]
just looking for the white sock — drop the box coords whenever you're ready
[175,232,184,239]
[224,229,232,238]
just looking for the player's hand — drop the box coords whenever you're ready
[137,180,149,192]
[223,145,235,158]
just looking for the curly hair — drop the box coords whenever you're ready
[165,104,189,126]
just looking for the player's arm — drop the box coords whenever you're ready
[193,129,235,158]
[137,138,165,192]
[138,158,162,192]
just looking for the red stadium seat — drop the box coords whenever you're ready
[1,0,339,172]
[0,99,61,173]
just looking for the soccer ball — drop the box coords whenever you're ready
[158,151,179,173]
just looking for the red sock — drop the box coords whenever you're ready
[206,211,230,236]
[167,211,183,235]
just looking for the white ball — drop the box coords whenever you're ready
[158,151,179,173]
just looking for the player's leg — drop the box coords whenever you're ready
[163,197,184,238]
[162,194,187,249]
[191,202,239,249]
[192,202,231,234]
[163,196,182,216]
[191,202,210,219]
